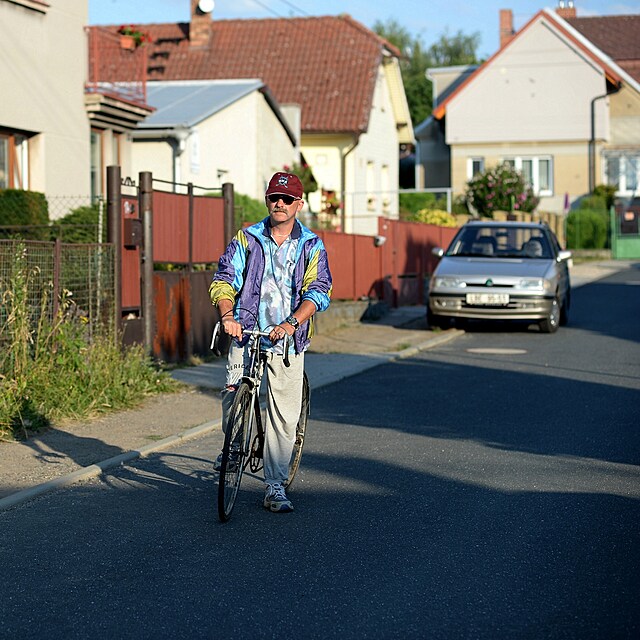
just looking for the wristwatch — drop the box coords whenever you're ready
[285,315,300,331]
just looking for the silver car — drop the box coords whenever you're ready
[428,221,571,333]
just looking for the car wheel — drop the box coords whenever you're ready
[540,296,560,333]
[560,289,570,326]
[427,308,448,330]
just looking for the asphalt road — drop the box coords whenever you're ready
[1,265,639,639]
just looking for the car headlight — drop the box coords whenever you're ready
[434,277,467,288]
[518,278,544,290]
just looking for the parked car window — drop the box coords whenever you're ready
[446,225,552,259]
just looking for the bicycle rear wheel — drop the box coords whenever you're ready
[218,383,254,522]
[285,372,309,490]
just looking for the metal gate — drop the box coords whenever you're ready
[106,166,234,361]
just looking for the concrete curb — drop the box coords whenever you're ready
[0,330,462,511]
[0,419,222,511]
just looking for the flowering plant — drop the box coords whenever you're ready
[465,163,539,216]
[117,25,152,47]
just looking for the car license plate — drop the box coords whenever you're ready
[466,293,509,305]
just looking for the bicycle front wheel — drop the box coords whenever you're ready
[218,383,254,522]
[285,372,309,490]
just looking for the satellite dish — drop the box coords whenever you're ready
[198,0,214,13]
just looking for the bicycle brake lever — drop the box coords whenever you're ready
[210,322,220,350]
[283,334,291,368]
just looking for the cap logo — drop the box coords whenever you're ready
[278,176,289,187]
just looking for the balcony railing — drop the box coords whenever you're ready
[85,26,148,106]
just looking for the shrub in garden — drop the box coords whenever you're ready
[413,209,458,227]
[55,203,105,243]
[0,189,50,240]
[566,209,608,249]
[464,163,539,217]
[592,184,616,210]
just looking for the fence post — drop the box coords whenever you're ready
[140,171,154,357]
[106,165,122,337]
[52,238,61,319]
[222,182,235,246]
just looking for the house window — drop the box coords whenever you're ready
[90,130,103,199]
[502,156,553,196]
[605,154,639,195]
[0,131,29,190]
[467,157,485,179]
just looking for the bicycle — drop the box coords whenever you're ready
[211,320,310,522]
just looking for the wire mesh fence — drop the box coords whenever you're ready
[0,239,115,341]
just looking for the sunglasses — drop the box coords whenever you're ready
[267,194,298,205]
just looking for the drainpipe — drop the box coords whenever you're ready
[589,84,621,193]
[340,135,359,233]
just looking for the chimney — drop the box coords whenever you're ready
[190,0,212,48]
[556,1,577,19]
[499,9,515,49]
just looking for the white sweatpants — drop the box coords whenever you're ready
[222,342,305,488]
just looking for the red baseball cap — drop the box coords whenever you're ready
[265,172,303,199]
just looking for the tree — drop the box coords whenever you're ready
[428,29,481,67]
[373,19,481,127]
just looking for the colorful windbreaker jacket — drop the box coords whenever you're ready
[209,217,332,353]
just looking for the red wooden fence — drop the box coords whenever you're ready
[117,186,459,360]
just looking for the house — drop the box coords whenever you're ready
[130,79,299,202]
[0,1,154,217]
[0,0,90,201]
[92,0,414,235]
[415,3,640,213]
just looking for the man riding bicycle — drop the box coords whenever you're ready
[209,171,332,513]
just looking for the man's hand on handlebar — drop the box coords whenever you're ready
[221,316,243,340]
[269,322,294,345]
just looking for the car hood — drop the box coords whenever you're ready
[435,257,553,278]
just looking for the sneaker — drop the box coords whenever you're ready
[263,483,294,513]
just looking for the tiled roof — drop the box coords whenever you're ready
[567,15,640,82]
[102,15,399,135]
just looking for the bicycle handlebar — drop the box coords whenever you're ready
[210,323,291,367]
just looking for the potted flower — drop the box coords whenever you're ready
[117,25,152,50]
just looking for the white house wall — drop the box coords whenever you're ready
[347,65,400,235]
[131,90,297,200]
[0,0,90,202]
[446,18,609,145]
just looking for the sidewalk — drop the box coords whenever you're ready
[0,259,633,510]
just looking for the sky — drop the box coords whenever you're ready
[88,0,640,58]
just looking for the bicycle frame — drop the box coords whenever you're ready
[213,320,306,522]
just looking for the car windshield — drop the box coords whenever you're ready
[445,226,553,259]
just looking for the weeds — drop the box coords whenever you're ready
[0,243,176,441]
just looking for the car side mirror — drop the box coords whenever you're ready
[557,250,572,262]
[432,247,444,258]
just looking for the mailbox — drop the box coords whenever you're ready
[123,218,143,248]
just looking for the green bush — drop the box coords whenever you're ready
[465,163,539,216]
[234,192,266,227]
[411,209,458,227]
[579,195,607,212]
[592,184,616,210]
[566,209,609,249]
[55,203,105,243]
[0,189,50,240]
[399,192,450,220]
